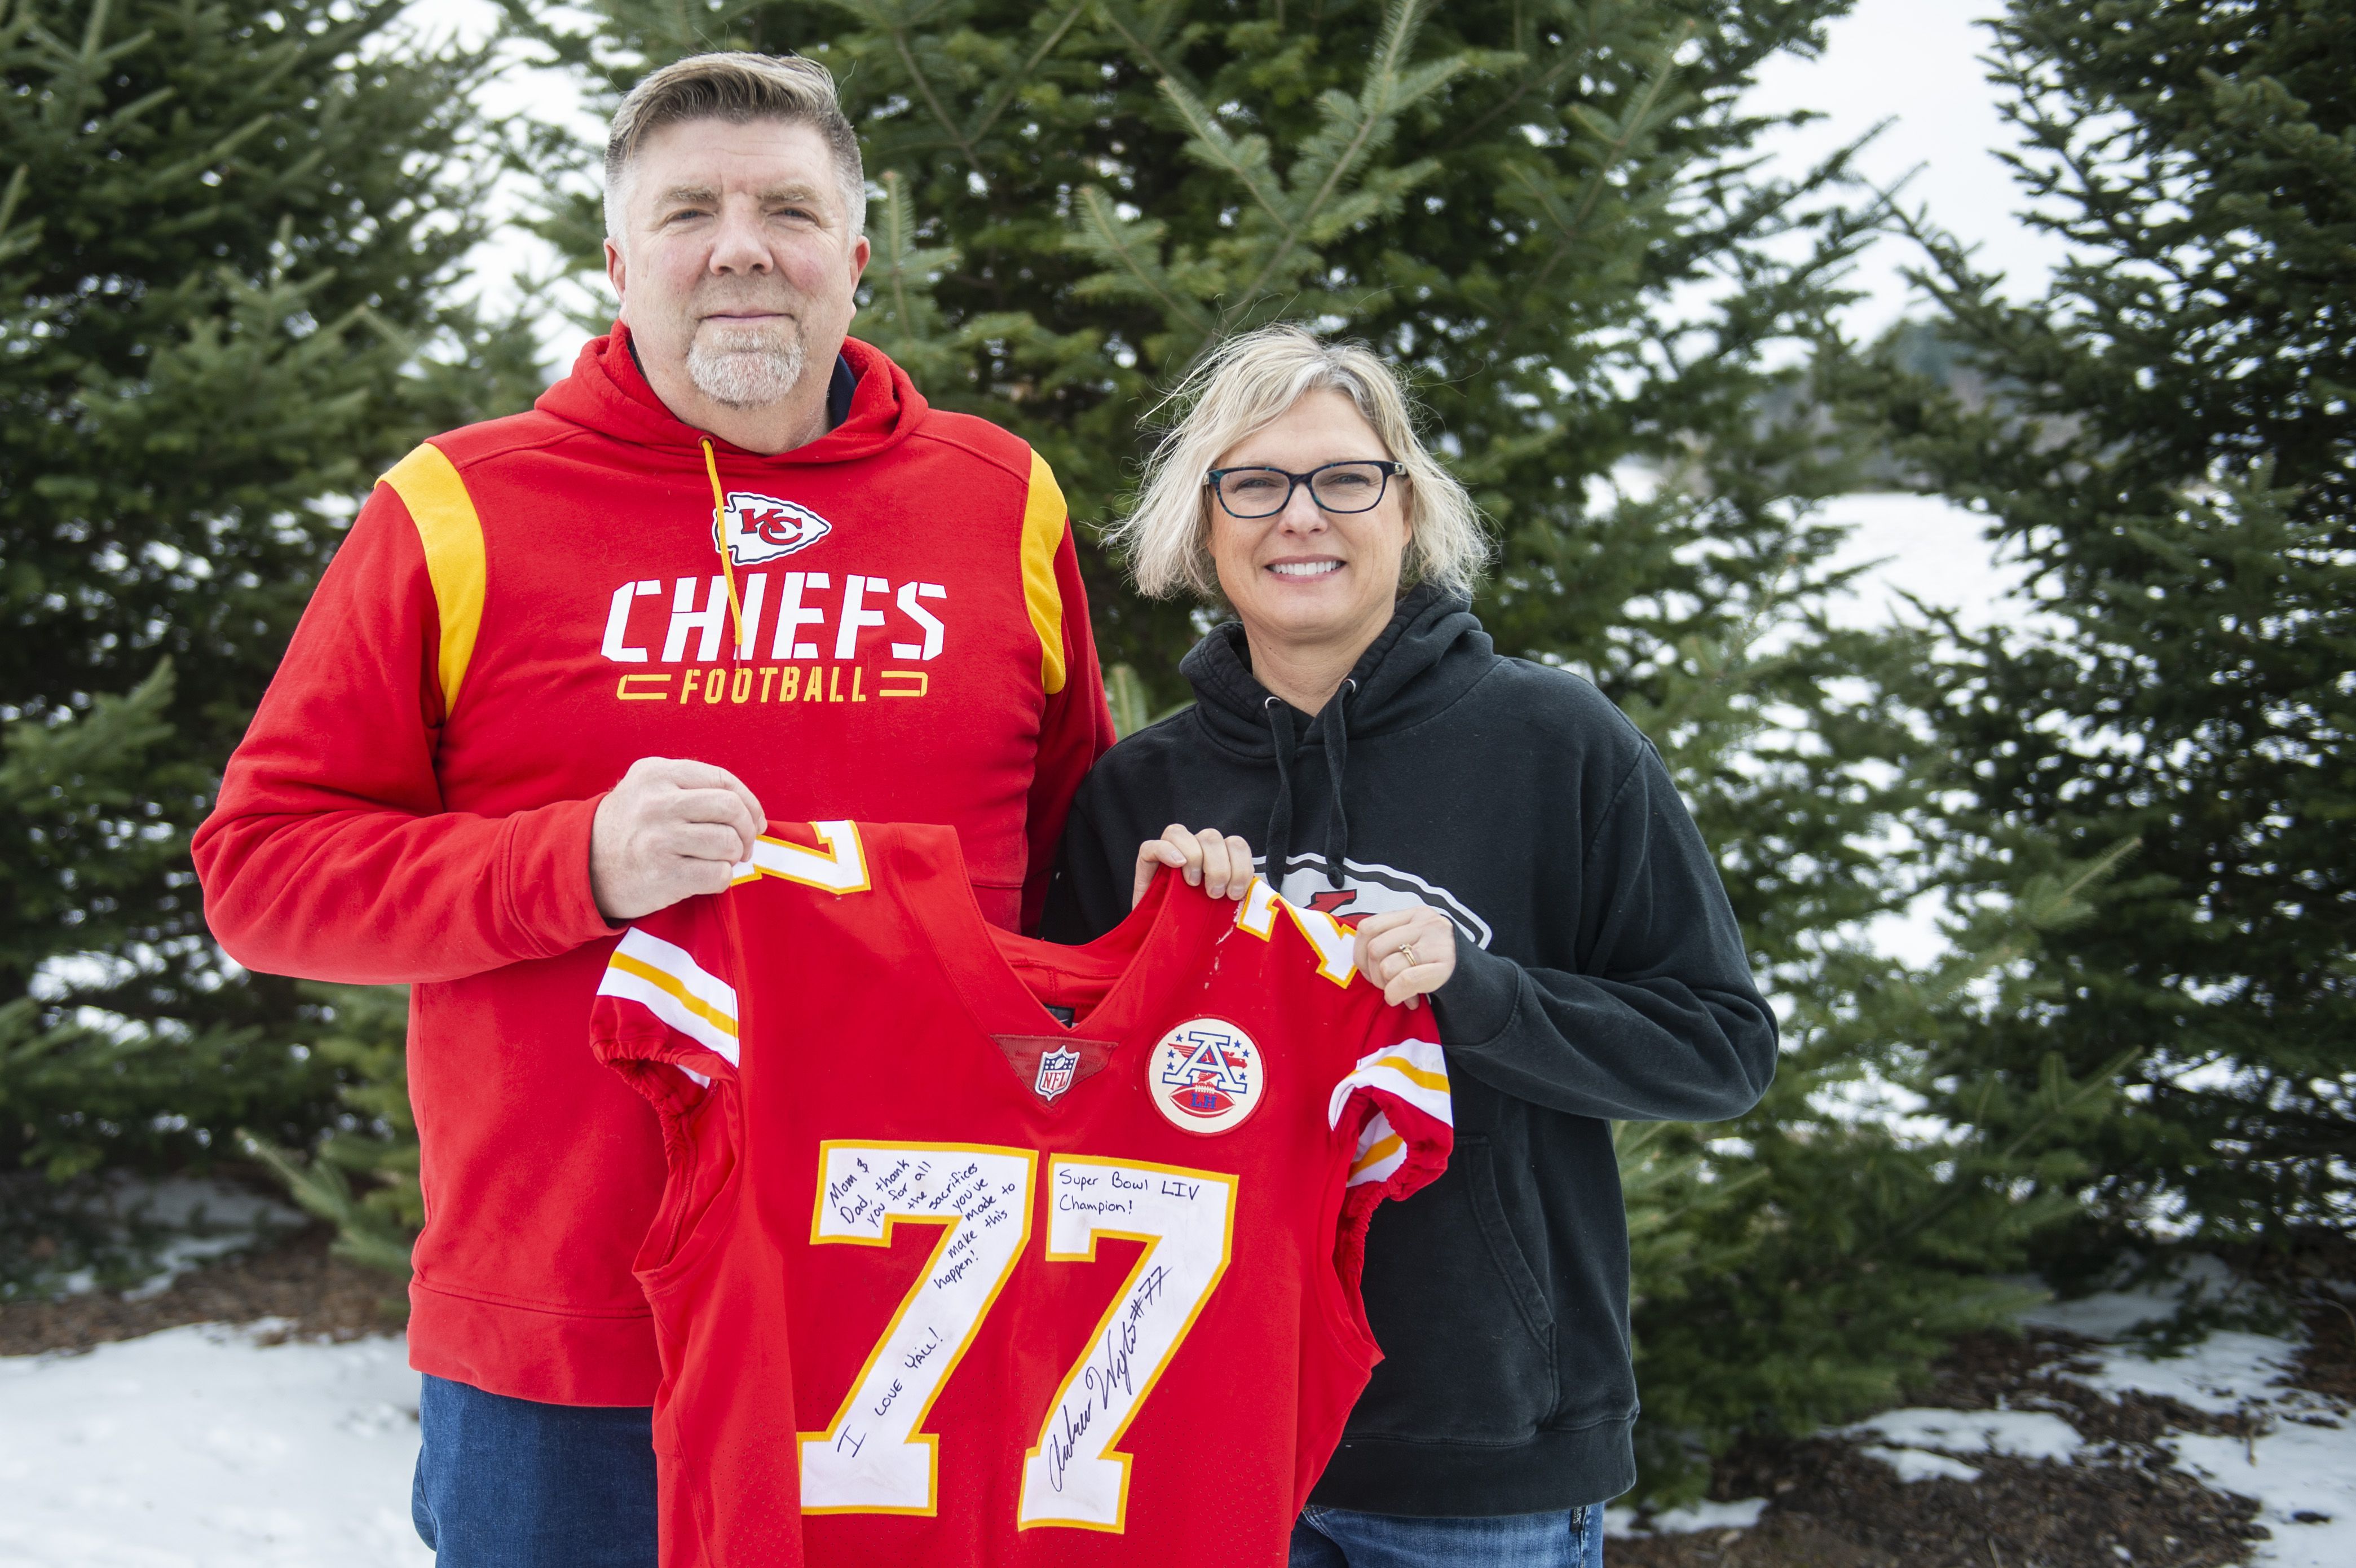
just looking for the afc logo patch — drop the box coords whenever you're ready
[1148,1018,1265,1136]
[717,491,832,566]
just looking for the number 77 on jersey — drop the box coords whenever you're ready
[590,819,1454,1568]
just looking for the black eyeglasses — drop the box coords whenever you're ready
[1204,460,1406,519]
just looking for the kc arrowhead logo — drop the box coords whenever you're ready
[717,492,831,566]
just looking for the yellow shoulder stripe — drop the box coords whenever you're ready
[1018,448,1069,696]
[381,443,487,713]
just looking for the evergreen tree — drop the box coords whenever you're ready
[483,0,2126,1499]
[1879,0,2356,1260]
[0,0,542,1177]
[504,0,1896,691]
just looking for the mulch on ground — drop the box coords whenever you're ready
[2289,1292,2356,1405]
[0,1224,403,1357]
[1613,1330,2272,1568]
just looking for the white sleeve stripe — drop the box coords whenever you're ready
[1326,1047,1454,1130]
[614,927,737,1021]
[1355,1037,1446,1086]
[597,968,741,1066]
[1351,1068,1453,1127]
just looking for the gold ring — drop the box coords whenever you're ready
[1400,942,1419,968]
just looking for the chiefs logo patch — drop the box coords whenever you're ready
[1149,1018,1265,1136]
[717,492,832,566]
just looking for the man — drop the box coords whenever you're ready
[193,52,1111,1566]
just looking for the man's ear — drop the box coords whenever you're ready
[605,236,628,318]
[842,233,871,321]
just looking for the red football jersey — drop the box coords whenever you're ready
[591,820,1454,1567]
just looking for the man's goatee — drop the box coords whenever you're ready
[687,323,808,409]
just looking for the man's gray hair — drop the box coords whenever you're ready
[1110,326,1491,602]
[604,52,866,246]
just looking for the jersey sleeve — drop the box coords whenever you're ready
[592,893,747,1291]
[592,894,742,1093]
[1330,1033,1453,1195]
[1325,1021,1454,1286]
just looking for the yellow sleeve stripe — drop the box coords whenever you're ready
[1018,448,1070,697]
[380,443,487,713]
[1349,1132,1406,1179]
[606,952,740,1041]
[1361,1050,1450,1096]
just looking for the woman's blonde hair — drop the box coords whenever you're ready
[1109,325,1489,602]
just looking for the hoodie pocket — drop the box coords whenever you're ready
[1347,1136,1558,1443]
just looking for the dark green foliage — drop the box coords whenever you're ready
[0,661,332,1176]
[1878,0,2356,1256]
[1621,841,2136,1492]
[0,0,544,1175]
[501,0,1887,698]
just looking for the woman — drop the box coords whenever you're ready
[1043,326,1778,1567]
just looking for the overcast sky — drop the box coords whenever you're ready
[428,0,2057,335]
[1748,0,2067,336]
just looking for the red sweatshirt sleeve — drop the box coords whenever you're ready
[191,479,615,985]
[1020,526,1113,934]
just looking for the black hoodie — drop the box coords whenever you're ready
[1042,586,1777,1516]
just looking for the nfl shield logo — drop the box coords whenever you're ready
[1034,1048,1081,1103]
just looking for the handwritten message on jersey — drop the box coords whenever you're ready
[1018,1156,1237,1531]
[802,1143,1036,1514]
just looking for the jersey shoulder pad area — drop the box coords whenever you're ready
[1233,877,1360,987]
[731,820,873,896]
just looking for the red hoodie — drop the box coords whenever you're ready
[193,329,1113,1404]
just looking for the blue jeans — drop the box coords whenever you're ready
[412,1374,658,1567]
[1291,1503,1606,1568]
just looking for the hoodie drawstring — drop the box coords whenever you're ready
[702,439,747,663]
[1320,681,1354,889]
[1263,699,1298,890]
[1261,679,1356,893]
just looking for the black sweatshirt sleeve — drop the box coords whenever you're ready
[1039,792,1132,946]
[1429,745,1777,1123]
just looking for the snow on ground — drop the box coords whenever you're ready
[1610,1270,2356,1560]
[1824,1278,2356,1568]
[102,1181,305,1302]
[2,1287,2346,1562]
[0,1324,427,1568]
[1846,1406,2085,1465]
[1606,1496,1768,1536]
[7,1175,306,1306]
[1838,1328,2356,1568]
[2059,1297,2355,1568]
